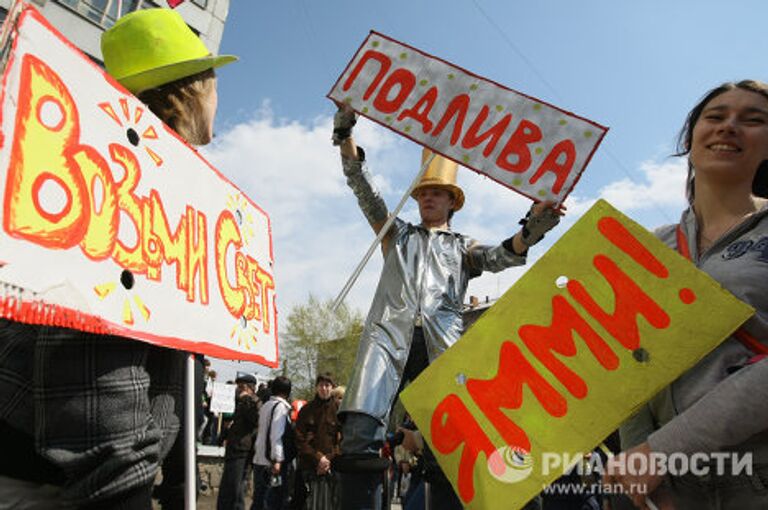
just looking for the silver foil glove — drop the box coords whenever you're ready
[342,148,388,226]
[332,107,357,146]
[519,203,560,247]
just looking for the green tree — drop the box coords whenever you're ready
[280,295,364,400]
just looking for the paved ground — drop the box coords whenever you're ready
[151,450,404,509]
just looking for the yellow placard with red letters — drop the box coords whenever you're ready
[400,199,753,509]
[0,7,278,366]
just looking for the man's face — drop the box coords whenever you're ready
[416,187,454,225]
[316,380,333,400]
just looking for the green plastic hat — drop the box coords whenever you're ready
[101,8,237,94]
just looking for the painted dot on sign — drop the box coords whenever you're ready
[495,105,504,112]
[533,104,542,111]
[455,373,467,385]
[470,84,478,91]
[584,130,593,138]
[404,125,412,133]
[679,288,696,304]
[419,79,428,86]
[558,119,567,126]
[538,189,547,197]
[39,98,65,130]
[462,154,470,163]
[400,52,408,60]
[535,147,543,155]
[372,41,380,48]
[513,178,523,186]
[448,73,455,79]
[555,276,568,288]
[362,107,369,114]
[344,97,352,104]
[385,116,392,123]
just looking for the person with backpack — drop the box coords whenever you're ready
[251,376,295,510]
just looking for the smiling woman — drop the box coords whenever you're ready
[606,81,768,510]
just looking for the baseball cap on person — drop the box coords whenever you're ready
[235,372,257,385]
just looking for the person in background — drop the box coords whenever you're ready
[606,80,768,509]
[0,8,235,509]
[295,373,342,510]
[218,373,262,510]
[252,376,294,510]
[330,386,345,407]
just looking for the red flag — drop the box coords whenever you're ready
[167,0,185,7]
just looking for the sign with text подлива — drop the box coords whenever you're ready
[328,31,607,204]
[0,7,278,366]
[400,200,753,509]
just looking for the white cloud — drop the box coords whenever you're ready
[203,105,407,333]
[567,158,687,217]
[203,107,689,377]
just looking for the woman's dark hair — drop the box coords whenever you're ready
[675,80,768,201]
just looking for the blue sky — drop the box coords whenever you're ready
[203,0,768,377]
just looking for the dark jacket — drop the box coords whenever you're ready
[224,393,260,454]
[294,395,341,471]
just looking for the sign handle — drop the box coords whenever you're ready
[331,152,435,312]
[185,354,196,510]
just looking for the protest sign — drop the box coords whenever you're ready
[210,382,237,414]
[400,200,753,509]
[328,32,607,203]
[0,7,278,366]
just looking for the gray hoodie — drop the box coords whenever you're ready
[620,203,768,462]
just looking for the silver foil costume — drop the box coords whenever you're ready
[340,152,526,422]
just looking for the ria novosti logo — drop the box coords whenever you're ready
[487,445,534,483]
[486,449,753,484]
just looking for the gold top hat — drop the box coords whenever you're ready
[411,149,464,211]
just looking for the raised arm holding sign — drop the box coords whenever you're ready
[332,111,564,510]
[324,32,616,510]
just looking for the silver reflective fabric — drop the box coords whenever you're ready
[340,157,526,422]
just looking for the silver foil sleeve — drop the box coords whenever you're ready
[342,152,388,226]
[466,242,526,274]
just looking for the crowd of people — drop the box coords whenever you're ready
[211,372,346,510]
[0,5,766,510]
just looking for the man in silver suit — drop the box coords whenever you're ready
[331,106,563,510]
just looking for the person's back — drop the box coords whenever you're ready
[0,9,236,509]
